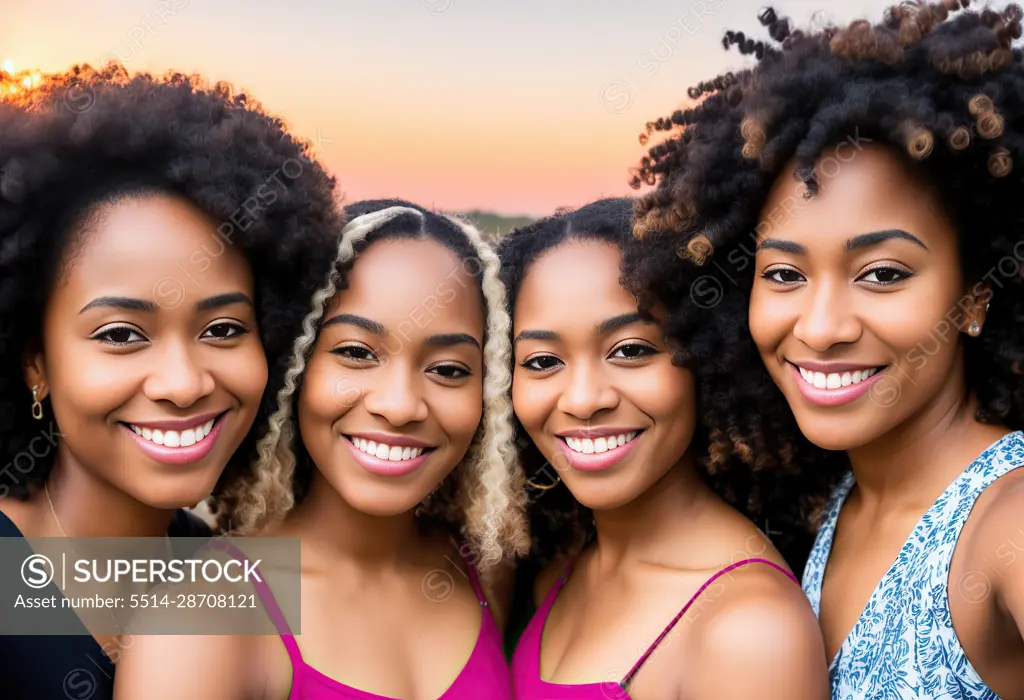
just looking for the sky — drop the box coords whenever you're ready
[2,0,900,217]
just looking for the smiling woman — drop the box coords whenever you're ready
[628,2,1024,697]
[114,200,528,700]
[499,198,829,700]
[0,62,341,700]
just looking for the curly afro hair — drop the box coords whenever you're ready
[499,198,827,570]
[626,1,1024,557]
[0,62,343,507]
[215,199,530,571]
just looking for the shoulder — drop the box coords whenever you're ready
[533,556,571,607]
[961,467,1024,604]
[114,630,258,699]
[686,561,829,700]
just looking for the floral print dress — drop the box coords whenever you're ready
[802,432,1024,700]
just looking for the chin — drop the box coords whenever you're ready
[791,413,882,453]
[564,478,640,512]
[343,486,427,518]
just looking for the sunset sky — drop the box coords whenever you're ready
[3,0,897,217]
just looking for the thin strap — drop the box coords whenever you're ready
[620,558,798,687]
[203,539,304,664]
[450,539,491,606]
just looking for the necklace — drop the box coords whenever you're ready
[44,481,122,636]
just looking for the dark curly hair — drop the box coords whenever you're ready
[0,62,342,507]
[626,1,1024,560]
[499,198,826,569]
[216,199,529,569]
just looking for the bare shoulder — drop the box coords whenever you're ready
[962,468,1024,606]
[533,556,571,607]
[685,562,829,700]
[114,629,259,700]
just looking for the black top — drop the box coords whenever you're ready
[0,507,211,700]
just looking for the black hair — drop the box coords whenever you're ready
[0,63,342,503]
[625,1,1024,566]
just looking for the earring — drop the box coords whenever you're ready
[968,320,981,337]
[30,385,43,420]
[526,475,561,491]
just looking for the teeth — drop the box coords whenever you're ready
[350,437,425,462]
[564,432,638,455]
[130,419,215,448]
[798,367,880,390]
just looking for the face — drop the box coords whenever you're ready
[297,238,485,517]
[749,144,983,451]
[512,240,696,511]
[28,193,267,508]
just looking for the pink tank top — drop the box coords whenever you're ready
[510,557,798,699]
[246,548,512,700]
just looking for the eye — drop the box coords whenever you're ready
[521,354,563,372]
[428,363,472,381]
[331,345,379,363]
[761,267,806,285]
[202,322,249,340]
[857,266,913,286]
[92,324,147,346]
[609,343,656,361]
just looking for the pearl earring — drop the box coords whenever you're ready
[968,320,981,337]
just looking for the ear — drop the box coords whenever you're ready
[960,283,991,336]
[22,349,48,401]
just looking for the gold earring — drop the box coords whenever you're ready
[526,475,561,491]
[30,385,43,420]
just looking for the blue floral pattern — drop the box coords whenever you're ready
[802,431,1024,700]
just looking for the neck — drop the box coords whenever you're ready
[283,469,423,567]
[44,446,175,538]
[590,451,716,569]
[846,365,1010,511]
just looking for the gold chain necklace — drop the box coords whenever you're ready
[44,481,122,636]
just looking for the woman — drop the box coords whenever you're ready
[630,3,1024,697]
[115,201,528,699]
[501,199,829,700]
[0,63,341,699]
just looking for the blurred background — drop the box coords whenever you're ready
[2,0,899,235]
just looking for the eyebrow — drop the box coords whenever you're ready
[79,292,253,315]
[513,312,652,348]
[322,313,387,335]
[425,333,481,349]
[756,228,928,255]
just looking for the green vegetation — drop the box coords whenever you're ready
[452,210,534,240]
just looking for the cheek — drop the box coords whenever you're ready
[747,284,790,353]
[628,364,695,425]
[44,338,139,421]
[298,356,357,426]
[430,381,483,446]
[212,338,268,405]
[511,369,549,433]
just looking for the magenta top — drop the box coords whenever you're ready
[510,557,799,699]
[247,549,511,700]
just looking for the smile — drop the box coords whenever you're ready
[556,429,645,472]
[120,411,228,466]
[562,431,639,455]
[796,366,884,390]
[347,436,430,463]
[789,362,889,408]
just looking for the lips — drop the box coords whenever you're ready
[788,362,889,408]
[556,429,645,472]
[120,411,228,466]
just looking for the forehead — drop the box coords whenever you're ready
[758,144,949,242]
[514,240,635,328]
[328,237,484,331]
[60,193,253,299]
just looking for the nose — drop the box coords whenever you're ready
[361,362,429,427]
[142,339,215,408]
[556,358,619,421]
[792,278,863,352]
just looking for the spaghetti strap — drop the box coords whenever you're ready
[203,539,305,665]
[619,558,798,687]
